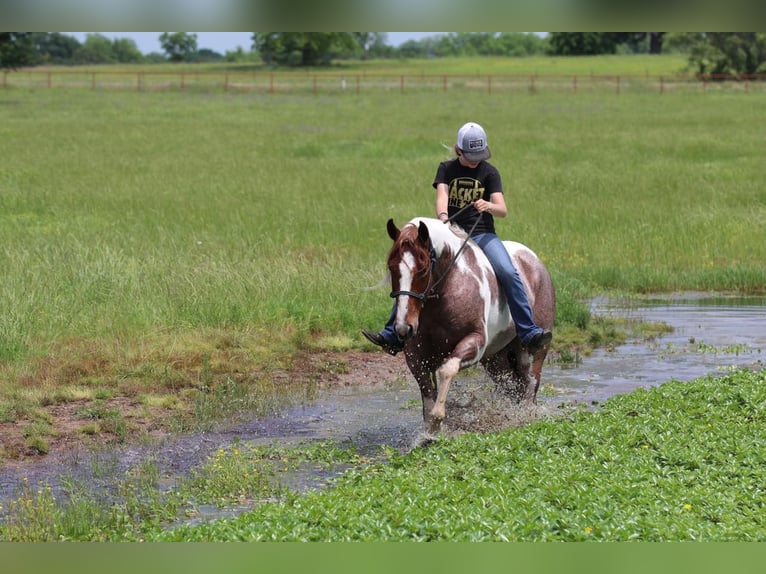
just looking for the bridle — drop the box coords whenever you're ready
[389,204,481,305]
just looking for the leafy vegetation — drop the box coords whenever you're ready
[149,369,766,542]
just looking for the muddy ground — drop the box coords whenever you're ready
[0,350,407,463]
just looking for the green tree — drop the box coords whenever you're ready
[547,32,661,56]
[0,32,36,69]
[29,32,81,65]
[111,37,143,63]
[74,33,117,64]
[159,32,198,62]
[547,32,620,55]
[496,32,547,57]
[674,32,766,77]
[252,33,357,66]
[352,32,386,60]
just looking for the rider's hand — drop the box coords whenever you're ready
[473,199,491,213]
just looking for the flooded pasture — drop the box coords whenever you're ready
[1,294,764,517]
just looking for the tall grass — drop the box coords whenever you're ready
[2,85,764,363]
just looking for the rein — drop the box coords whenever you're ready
[390,204,481,304]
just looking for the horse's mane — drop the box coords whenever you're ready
[405,217,470,255]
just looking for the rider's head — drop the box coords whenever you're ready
[455,122,491,164]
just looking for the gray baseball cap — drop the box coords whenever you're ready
[456,122,491,161]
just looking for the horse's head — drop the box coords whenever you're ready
[386,218,434,342]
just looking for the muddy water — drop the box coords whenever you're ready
[1,294,764,514]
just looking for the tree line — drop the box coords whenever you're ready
[2,32,765,77]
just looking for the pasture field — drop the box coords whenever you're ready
[1,74,765,459]
[0,56,765,541]
[2,82,763,355]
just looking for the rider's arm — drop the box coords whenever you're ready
[435,183,449,222]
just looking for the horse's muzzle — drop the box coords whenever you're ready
[395,323,415,342]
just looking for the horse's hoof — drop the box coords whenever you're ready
[413,432,439,448]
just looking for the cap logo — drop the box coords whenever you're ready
[466,137,485,151]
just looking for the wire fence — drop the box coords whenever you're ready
[3,69,766,95]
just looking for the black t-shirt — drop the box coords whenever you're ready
[432,158,503,235]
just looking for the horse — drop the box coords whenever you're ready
[385,216,556,434]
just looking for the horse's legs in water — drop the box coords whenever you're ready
[483,339,544,404]
[431,335,484,430]
[431,357,461,430]
[524,346,549,403]
[407,358,440,432]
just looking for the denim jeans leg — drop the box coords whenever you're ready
[472,233,541,343]
[380,302,399,344]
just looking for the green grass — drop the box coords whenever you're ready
[28,54,691,76]
[2,82,764,364]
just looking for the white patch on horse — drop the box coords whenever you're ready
[432,356,462,421]
[505,240,537,308]
[394,251,416,330]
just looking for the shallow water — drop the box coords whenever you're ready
[1,294,764,519]
[550,294,765,405]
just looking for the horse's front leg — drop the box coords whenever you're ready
[430,333,484,429]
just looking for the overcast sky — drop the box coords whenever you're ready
[67,32,441,54]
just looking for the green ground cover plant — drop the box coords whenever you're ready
[146,368,766,542]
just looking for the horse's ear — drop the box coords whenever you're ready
[387,219,400,241]
[418,221,430,244]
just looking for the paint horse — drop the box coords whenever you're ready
[386,217,556,433]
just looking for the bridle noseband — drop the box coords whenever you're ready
[389,245,439,302]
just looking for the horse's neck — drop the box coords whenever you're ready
[418,220,488,286]
[427,222,476,261]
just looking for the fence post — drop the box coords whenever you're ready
[91,72,96,90]
[400,75,404,94]
[616,75,620,95]
[443,75,447,92]
[269,73,274,94]
[313,76,317,94]
[181,72,185,90]
[47,71,52,88]
[659,76,664,95]
[2,71,6,88]
[529,74,535,94]
[488,75,492,95]
[573,75,577,93]
[356,75,360,95]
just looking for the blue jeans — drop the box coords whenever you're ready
[379,232,542,346]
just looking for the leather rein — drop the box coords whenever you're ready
[389,205,481,304]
